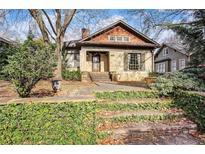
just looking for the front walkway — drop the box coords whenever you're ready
[1,81,149,104]
[69,82,149,97]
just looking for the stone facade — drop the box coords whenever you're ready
[78,46,153,81]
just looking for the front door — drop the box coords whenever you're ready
[92,54,100,72]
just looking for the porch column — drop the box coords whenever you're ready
[80,49,86,72]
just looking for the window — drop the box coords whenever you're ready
[123,36,129,42]
[179,59,185,70]
[117,36,122,42]
[109,35,130,42]
[156,63,165,73]
[109,36,115,42]
[128,53,141,70]
[74,53,80,61]
[172,60,177,71]
[163,48,169,56]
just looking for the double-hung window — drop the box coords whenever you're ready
[179,59,185,70]
[172,60,177,71]
[163,48,169,56]
[128,53,141,70]
[156,63,166,73]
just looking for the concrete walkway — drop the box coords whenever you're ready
[3,82,148,104]
[69,82,149,97]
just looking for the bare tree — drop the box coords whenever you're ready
[28,9,76,90]
[127,9,191,39]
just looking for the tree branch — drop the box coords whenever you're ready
[42,9,57,36]
[55,9,61,37]
[28,9,50,43]
[61,9,76,36]
[155,20,201,28]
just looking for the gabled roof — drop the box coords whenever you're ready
[79,20,160,47]
[155,43,189,58]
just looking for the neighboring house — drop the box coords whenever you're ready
[64,20,159,82]
[0,36,13,47]
[0,36,16,50]
[0,36,16,77]
[154,43,190,73]
[0,36,15,56]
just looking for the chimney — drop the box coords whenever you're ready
[81,28,89,39]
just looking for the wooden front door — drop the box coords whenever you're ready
[92,54,100,72]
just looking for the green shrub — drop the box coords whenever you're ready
[95,91,158,100]
[0,43,16,80]
[173,92,205,132]
[2,38,56,97]
[151,71,205,97]
[180,67,205,79]
[62,69,81,81]
[0,102,97,144]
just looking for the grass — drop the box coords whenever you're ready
[95,91,158,100]
[0,102,97,144]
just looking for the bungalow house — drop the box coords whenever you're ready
[64,20,159,82]
[154,43,190,73]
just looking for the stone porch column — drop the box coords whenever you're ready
[80,49,86,72]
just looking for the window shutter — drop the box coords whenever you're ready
[124,53,128,71]
[141,53,145,71]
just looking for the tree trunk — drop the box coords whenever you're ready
[54,36,63,80]
[28,9,76,92]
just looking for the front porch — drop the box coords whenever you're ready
[79,47,153,82]
[80,50,110,73]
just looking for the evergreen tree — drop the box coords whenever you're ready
[171,10,205,66]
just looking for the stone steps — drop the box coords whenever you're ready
[111,119,199,144]
[89,72,111,82]
[96,99,202,144]
[98,119,201,145]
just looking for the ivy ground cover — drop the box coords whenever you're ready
[0,102,97,144]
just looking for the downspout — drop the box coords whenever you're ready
[152,50,154,72]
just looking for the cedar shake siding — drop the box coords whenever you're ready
[89,26,146,44]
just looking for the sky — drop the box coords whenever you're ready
[0,9,192,43]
